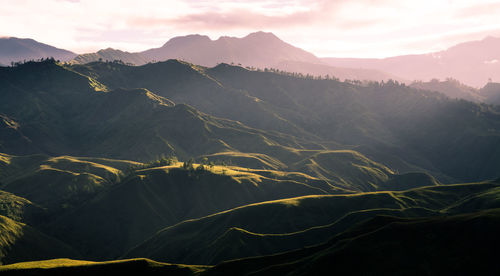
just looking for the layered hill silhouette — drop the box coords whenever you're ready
[2,205,500,275]
[202,208,500,276]
[1,57,500,274]
[3,60,500,184]
[0,37,76,65]
[69,32,399,82]
[323,36,500,87]
[5,33,500,87]
[408,78,500,105]
[125,180,498,264]
[0,151,434,261]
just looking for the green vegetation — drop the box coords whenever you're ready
[0,258,207,275]
[0,60,500,273]
[0,215,79,265]
[201,208,500,276]
[2,208,500,275]
[125,180,500,264]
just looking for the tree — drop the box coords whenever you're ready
[182,158,194,170]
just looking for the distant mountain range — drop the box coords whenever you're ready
[408,78,500,105]
[2,32,500,88]
[72,32,400,82]
[323,36,500,87]
[0,37,76,65]
[0,32,399,82]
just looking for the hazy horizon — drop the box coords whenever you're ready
[2,0,500,58]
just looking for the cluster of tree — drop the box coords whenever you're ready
[95,58,134,66]
[124,155,178,174]
[9,57,59,67]
[247,66,341,81]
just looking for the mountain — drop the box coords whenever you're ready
[0,37,76,65]
[70,32,398,82]
[410,78,484,102]
[70,48,149,65]
[480,82,500,105]
[141,32,320,68]
[4,59,500,184]
[0,60,308,162]
[271,60,405,82]
[204,63,500,182]
[322,36,500,87]
[57,60,500,183]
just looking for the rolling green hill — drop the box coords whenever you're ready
[70,48,149,65]
[1,58,500,274]
[2,208,499,275]
[0,258,205,275]
[4,60,500,184]
[0,215,79,265]
[125,180,499,265]
[0,152,448,263]
[203,208,500,276]
[68,60,500,183]
[44,163,336,260]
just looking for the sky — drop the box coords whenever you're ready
[1,0,500,58]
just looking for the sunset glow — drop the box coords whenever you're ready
[1,0,500,57]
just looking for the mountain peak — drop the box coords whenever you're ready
[244,31,280,41]
[0,37,77,64]
[162,34,211,47]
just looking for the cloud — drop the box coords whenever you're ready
[128,0,334,30]
[455,2,500,18]
[1,0,500,57]
[130,9,315,30]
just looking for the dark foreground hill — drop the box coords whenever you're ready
[125,180,499,265]
[2,208,499,275]
[204,208,500,276]
[0,152,497,266]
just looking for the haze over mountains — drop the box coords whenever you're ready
[1,31,500,274]
[3,32,500,88]
[323,36,500,87]
[0,37,76,65]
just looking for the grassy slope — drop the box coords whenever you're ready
[0,61,319,164]
[1,155,140,216]
[0,153,432,263]
[204,209,500,276]
[4,209,500,275]
[69,60,313,140]
[0,258,206,276]
[68,61,500,183]
[0,215,79,265]
[46,163,337,260]
[125,180,499,265]
[206,64,500,183]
